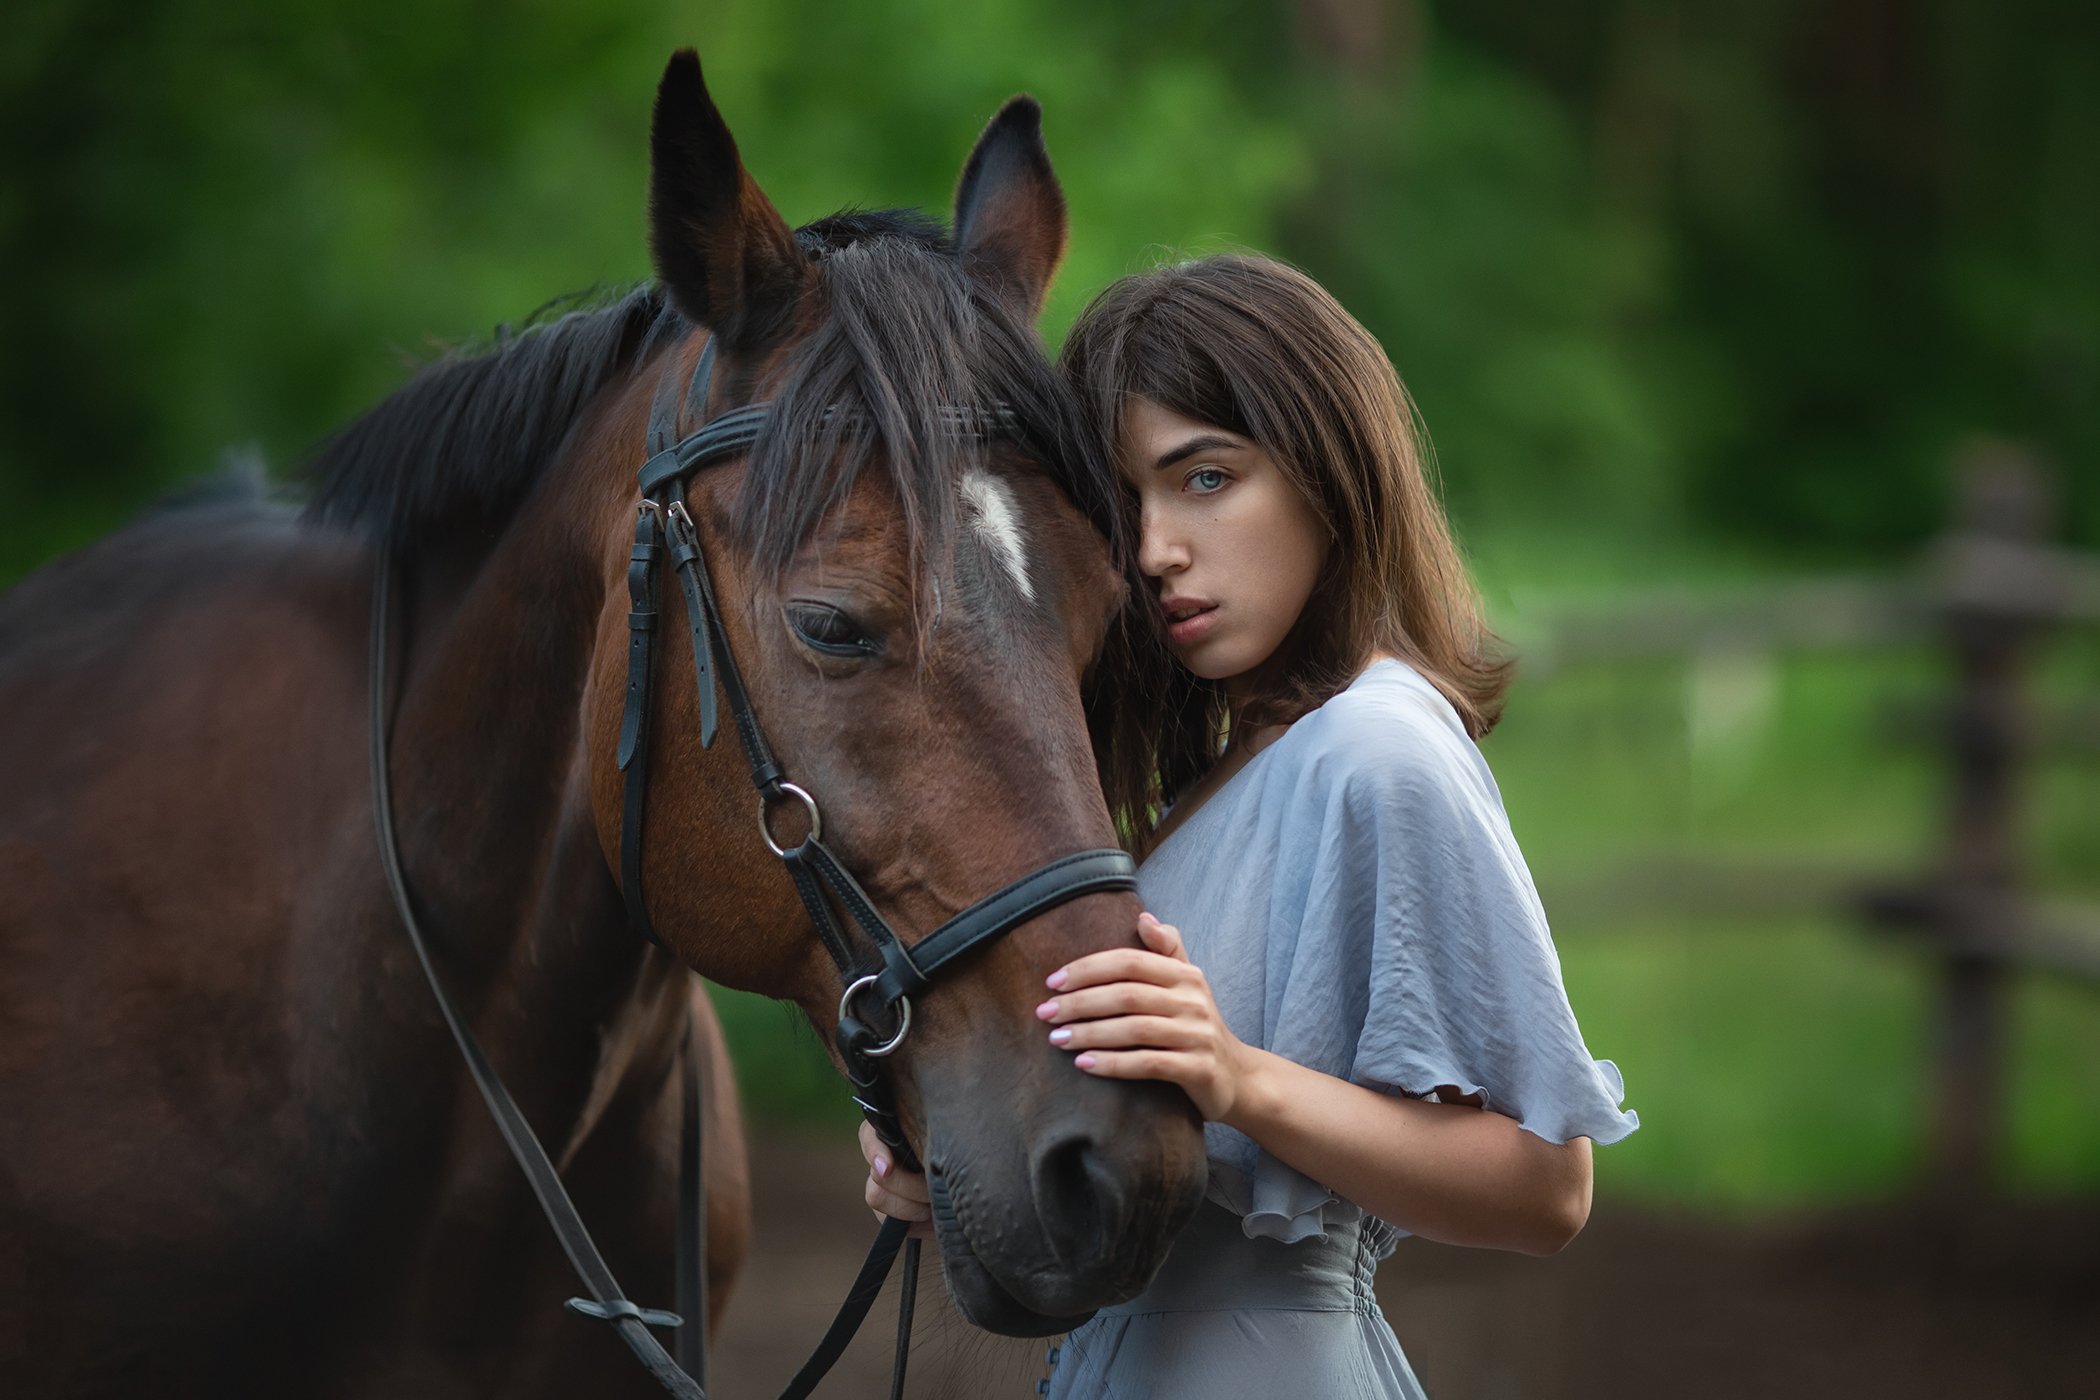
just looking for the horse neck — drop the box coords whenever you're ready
[380,368,687,1137]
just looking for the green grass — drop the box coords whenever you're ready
[708,575,2100,1215]
[1557,917,1934,1214]
[2008,975,2100,1191]
[1562,920,2100,1211]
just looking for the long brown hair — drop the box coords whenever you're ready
[1060,253,1515,852]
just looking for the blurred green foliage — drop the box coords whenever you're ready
[4,0,2095,581]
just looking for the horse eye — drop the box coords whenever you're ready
[786,603,880,658]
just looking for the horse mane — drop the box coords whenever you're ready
[301,284,677,541]
[300,212,1127,581]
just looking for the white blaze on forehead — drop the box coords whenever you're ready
[960,470,1035,603]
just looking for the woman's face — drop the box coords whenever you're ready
[1120,397,1330,687]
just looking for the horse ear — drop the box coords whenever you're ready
[648,49,807,350]
[953,96,1069,322]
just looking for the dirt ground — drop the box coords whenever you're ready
[706,1130,2100,1399]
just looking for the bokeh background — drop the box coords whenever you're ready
[7,1,2096,1394]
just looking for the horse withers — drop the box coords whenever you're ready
[0,51,1205,1397]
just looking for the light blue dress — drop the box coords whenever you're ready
[1043,658,1639,1398]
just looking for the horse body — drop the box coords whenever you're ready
[1,52,1206,1396]
[0,479,749,1396]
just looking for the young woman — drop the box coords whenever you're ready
[861,253,1638,1397]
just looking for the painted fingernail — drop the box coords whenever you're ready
[1045,969,1067,990]
[1074,1054,1098,1070]
[1035,1000,1059,1020]
[873,1156,889,1177]
[1049,1027,1072,1045]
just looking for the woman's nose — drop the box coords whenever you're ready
[1136,507,1189,578]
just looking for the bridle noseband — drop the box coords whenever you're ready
[371,330,1138,1399]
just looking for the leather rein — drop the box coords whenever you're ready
[368,333,1137,1398]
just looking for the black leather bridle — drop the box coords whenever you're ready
[369,332,1138,1398]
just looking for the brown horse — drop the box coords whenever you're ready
[0,52,1204,1397]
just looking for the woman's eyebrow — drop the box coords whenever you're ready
[1152,434,1245,471]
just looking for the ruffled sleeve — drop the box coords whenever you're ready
[1182,663,1638,1243]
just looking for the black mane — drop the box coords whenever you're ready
[300,210,1126,584]
[301,284,676,541]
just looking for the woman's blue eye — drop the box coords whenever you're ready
[1188,467,1227,493]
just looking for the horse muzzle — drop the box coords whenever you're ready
[925,1081,1205,1334]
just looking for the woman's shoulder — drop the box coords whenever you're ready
[1146,660,1498,870]
[1299,657,1465,736]
[1284,658,1489,804]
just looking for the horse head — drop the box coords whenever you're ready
[584,51,1206,1333]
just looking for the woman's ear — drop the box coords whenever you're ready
[952,96,1068,322]
[647,49,809,351]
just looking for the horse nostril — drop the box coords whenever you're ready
[1031,1134,1126,1270]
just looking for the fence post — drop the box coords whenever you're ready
[1922,442,2055,1194]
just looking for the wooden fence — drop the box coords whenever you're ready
[1515,441,2100,1194]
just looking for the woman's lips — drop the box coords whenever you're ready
[1166,605,1217,647]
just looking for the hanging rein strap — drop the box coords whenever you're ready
[675,1015,708,1386]
[368,554,703,1400]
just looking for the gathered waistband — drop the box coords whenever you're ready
[1097,1200,1379,1316]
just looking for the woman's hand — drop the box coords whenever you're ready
[858,1119,934,1240]
[1040,911,1255,1122]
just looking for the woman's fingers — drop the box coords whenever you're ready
[864,1172,932,1221]
[864,1200,935,1240]
[1049,946,1203,996]
[857,1116,931,1240]
[856,1119,889,1169]
[1137,911,1190,961]
[857,1121,928,1197]
[1037,980,1202,1026]
[863,1157,935,1239]
[1067,1048,1201,1084]
[1037,912,1245,1121]
[1047,1013,1200,1053]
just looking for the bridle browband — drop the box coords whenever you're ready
[369,330,1138,1399]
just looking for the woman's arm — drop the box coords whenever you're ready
[1226,1045,1591,1255]
[1043,914,1592,1257]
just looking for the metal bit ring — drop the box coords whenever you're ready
[758,782,822,857]
[838,974,911,1057]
